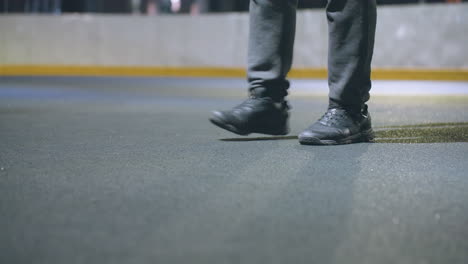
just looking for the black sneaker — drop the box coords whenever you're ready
[298,105,374,145]
[209,97,290,136]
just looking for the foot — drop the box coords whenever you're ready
[298,105,374,145]
[209,97,290,136]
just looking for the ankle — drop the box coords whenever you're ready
[249,82,288,103]
[328,99,366,114]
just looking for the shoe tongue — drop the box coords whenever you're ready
[327,108,345,114]
[328,100,364,114]
[328,107,361,118]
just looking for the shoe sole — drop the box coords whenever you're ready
[209,117,289,136]
[298,128,375,146]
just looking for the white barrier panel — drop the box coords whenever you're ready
[0,3,467,68]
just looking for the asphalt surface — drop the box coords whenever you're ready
[1,77,468,264]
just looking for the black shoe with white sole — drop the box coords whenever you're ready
[210,97,290,136]
[298,105,374,145]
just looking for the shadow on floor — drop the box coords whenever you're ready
[221,136,298,142]
[220,122,468,143]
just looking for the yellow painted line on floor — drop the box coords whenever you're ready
[1,65,468,81]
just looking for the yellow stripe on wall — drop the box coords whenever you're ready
[0,65,246,78]
[1,65,468,81]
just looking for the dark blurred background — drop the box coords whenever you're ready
[0,0,466,14]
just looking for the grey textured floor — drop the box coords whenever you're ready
[1,77,467,264]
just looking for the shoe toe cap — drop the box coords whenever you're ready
[211,110,223,117]
[298,124,343,144]
[210,110,226,121]
[298,130,319,140]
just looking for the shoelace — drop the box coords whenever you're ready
[318,108,349,126]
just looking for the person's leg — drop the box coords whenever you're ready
[248,0,298,102]
[299,0,377,145]
[209,0,298,136]
[327,0,377,111]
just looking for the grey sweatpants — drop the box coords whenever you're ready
[248,0,377,111]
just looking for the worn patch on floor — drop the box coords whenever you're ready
[375,122,468,143]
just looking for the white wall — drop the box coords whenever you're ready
[0,3,467,68]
